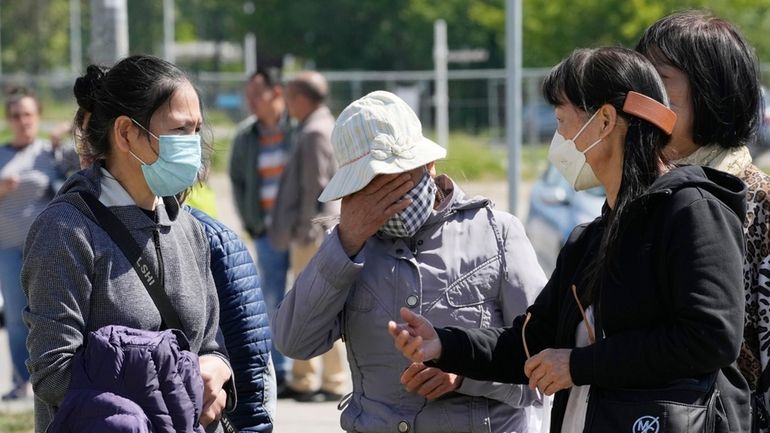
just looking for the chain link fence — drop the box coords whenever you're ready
[0,65,768,147]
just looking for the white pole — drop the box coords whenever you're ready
[114,0,128,59]
[70,0,82,74]
[163,0,175,62]
[433,19,449,150]
[505,0,523,216]
[244,32,257,74]
[0,3,3,77]
[90,0,128,64]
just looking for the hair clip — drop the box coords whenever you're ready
[622,91,677,135]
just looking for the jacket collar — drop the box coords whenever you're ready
[298,105,332,129]
[54,161,179,229]
[98,167,179,227]
[607,165,747,224]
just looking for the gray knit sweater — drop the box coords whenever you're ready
[21,162,227,432]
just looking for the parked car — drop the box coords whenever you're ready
[523,103,558,143]
[525,164,605,275]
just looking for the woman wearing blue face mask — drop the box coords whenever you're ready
[389,47,750,432]
[21,56,235,433]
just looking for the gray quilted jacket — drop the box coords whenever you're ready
[273,175,547,433]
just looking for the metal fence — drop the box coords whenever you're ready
[1,65,769,147]
[195,68,554,145]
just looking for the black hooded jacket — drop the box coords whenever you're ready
[431,165,750,432]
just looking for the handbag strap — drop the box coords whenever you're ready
[77,192,183,331]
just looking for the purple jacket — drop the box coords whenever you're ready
[47,325,204,433]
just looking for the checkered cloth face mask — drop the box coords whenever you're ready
[378,172,437,238]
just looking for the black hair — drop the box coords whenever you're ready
[248,67,281,88]
[636,10,760,148]
[5,86,40,116]
[73,55,209,161]
[542,47,671,304]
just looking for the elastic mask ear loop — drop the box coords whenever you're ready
[130,118,161,158]
[571,110,600,143]
[130,118,160,141]
[128,150,148,166]
[581,137,603,155]
[573,110,603,156]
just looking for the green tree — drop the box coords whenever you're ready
[0,0,70,73]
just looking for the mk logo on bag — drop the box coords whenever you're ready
[633,416,660,433]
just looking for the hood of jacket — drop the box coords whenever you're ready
[644,165,747,222]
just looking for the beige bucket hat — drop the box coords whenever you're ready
[318,91,446,202]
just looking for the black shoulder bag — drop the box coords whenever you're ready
[77,192,237,433]
[752,365,770,433]
[582,373,721,433]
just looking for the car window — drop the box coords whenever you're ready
[542,164,605,198]
[543,164,564,186]
[584,186,605,197]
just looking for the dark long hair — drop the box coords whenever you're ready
[636,10,760,148]
[542,47,671,304]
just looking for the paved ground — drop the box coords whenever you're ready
[0,175,525,431]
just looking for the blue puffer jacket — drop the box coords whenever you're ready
[48,325,204,433]
[188,207,274,432]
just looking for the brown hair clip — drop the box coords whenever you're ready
[622,91,677,135]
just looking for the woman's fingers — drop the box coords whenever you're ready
[392,327,419,354]
[402,333,424,363]
[523,353,542,378]
[199,389,226,427]
[416,373,444,397]
[361,173,409,195]
[400,363,426,385]
[528,365,549,391]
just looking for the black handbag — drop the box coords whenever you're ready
[582,374,721,433]
[752,365,770,433]
[77,192,238,433]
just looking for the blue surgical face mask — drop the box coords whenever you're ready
[129,118,202,197]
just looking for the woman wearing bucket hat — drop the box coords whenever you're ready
[272,90,547,433]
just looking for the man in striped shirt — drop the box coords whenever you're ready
[228,69,292,395]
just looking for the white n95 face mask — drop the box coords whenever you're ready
[547,111,603,191]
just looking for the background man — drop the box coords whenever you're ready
[228,69,293,395]
[271,71,350,402]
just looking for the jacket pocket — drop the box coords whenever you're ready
[445,255,501,307]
